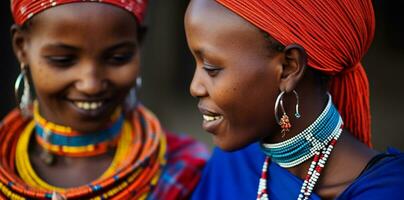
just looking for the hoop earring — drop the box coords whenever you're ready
[124,76,142,112]
[14,64,32,116]
[274,90,301,137]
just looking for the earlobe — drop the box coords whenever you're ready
[279,44,307,92]
[11,24,29,66]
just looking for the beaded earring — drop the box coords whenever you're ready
[274,90,301,137]
[124,76,142,112]
[14,64,33,117]
[39,128,55,165]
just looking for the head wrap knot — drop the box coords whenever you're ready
[11,0,148,26]
[216,0,375,146]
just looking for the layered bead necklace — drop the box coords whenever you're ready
[32,101,124,158]
[257,93,343,200]
[0,104,167,199]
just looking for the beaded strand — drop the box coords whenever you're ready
[0,105,167,199]
[33,101,124,157]
[261,93,339,168]
[257,157,270,200]
[257,94,343,200]
[257,125,341,200]
[298,126,341,200]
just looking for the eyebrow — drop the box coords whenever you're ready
[42,41,137,52]
[194,49,205,58]
[105,41,137,52]
[43,43,79,51]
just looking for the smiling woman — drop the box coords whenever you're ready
[18,3,140,132]
[0,1,208,199]
[185,0,404,199]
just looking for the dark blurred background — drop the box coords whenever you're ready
[1,1,403,150]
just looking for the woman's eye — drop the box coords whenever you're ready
[203,63,221,76]
[107,53,134,65]
[45,56,76,67]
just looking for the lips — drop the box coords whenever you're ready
[67,98,112,118]
[73,101,103,111]
[198,105,224,134]
[202,114,223,122]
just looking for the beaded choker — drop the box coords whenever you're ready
[257,93,343,200]
[33,102,123,157]
[260,93,342,168]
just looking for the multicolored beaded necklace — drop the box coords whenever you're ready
[0,105,167,199]
[257,93,343,200]
[33,101,124,157]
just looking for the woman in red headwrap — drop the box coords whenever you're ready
[0,1,208,199]
[185,0,404,199]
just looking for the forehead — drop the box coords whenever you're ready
[185,0,266,54]
[27,3,138,43]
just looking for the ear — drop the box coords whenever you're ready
[279,44,307,92]
[11,24,29,68]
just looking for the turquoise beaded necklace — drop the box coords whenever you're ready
[257,93,343,200]
[260,93,342,168]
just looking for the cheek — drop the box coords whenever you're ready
[108,61,140,89]
[29,64,68,98]
[220,69,279,130]
[26,46,67,96]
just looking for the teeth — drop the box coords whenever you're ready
[203,115,223,122]
[74,101,103,111]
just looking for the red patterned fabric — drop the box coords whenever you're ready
[150,132,210,199]
[11,0,147,25]
[216,0,375,146]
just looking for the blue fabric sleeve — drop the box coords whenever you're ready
[192,143,265,200]
[337,151,404,200]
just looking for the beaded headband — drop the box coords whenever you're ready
[11,0,148,26]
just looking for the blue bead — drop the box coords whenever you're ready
[260,97,342,167]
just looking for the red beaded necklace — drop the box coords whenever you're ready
[0,105,166,199]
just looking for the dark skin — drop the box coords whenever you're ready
[185,0,378,198]
[12,3,141,187]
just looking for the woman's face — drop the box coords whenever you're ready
[14,3,140,132]
[185,0,284,151]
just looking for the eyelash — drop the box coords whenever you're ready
[106,53,134,65]
[202,62,221,76]
[45,56,76,67]
[44,52,134,68]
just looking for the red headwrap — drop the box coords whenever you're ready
[11,0,148,26]
[216,0,375,146]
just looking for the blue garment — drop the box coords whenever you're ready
[192,143,404,200]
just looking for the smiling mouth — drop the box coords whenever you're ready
[72,101,104,111]
[198,105,224,133]
[203,114,223,122]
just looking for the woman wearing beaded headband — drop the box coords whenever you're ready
[0,0,209,199]
[184,0,404,199]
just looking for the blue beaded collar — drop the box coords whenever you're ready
[260,93,343,168]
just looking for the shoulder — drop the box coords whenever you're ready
[197,141,264,174]
[338,149,404,200]
[192,142,266,200]
[150,131,210,200]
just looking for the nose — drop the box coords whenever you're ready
[75,66,107,95]
[190,67,207,98]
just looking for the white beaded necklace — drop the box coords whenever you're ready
[257,95,343,200]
